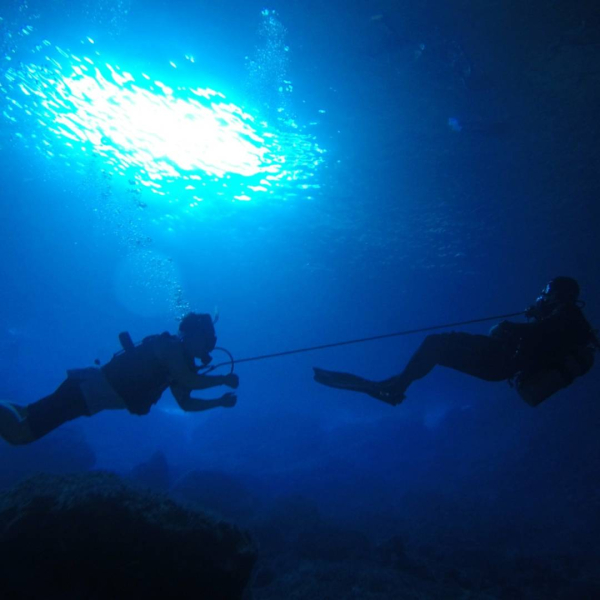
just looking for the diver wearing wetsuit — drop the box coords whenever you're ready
[314,277,596,406]
[0,313,238,445]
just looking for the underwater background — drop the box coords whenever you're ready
[1,0,600,597]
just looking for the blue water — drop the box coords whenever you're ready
[1,0,600,596]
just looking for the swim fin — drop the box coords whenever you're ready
[313,368,404,406]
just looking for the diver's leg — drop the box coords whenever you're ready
[379,332,515,399]
[23,378,90,442]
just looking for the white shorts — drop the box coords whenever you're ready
[67,367,127,415]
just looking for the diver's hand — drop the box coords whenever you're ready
[223,373,239,389]
[219,393,237,408]
[524,305,538,319]
[489,320,517,340]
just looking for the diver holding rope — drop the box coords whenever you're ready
[1,278,596,445]
[0,313,238,445]
[314,277,597,407]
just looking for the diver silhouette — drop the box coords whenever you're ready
[0,313,238,445]
[314,278,596,407]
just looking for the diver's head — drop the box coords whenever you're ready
[179,312,217,365]
[534,277,580,316]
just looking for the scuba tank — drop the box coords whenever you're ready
[515,345,595,407]
[118,331,135,352]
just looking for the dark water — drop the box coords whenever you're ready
[1,0,599,597]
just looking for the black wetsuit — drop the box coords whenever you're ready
[27,377,89,441]
[26,333,177,441]
[386,304,594,393]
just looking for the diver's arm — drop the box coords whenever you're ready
[491,312,567,336]
[156,337,238,390]
[181,373,236,391]
[510,311,577,336]
[171,385,237,412]
[490,308,587,347]
[489,320,529,340]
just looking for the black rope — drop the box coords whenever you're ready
[210,311,525,370]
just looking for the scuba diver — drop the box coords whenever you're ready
[314,277,597,407]
[0,313,238,445]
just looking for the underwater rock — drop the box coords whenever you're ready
[254,494,322,553]
[170,468,258,522]
[128,449,170,491]
[251,564,278,589]
[295,524,372,562]
[255,495,370,561]
[266,494,321,532]
[0,428,95,490]
[375,535,434,581]
[375,534,408,567]
[0,471,257,600]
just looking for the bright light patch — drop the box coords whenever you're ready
[0,38,324,204]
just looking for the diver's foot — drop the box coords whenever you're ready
[0,402,34,445]
[365,385,406,406]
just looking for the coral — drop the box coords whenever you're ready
[0,471,256,599]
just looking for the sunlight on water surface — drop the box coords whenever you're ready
[1,37,324,206]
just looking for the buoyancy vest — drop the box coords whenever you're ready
[515,345,595,407]
[510,305,596,406]
[101,332,173,415]
[515,305,593,368]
